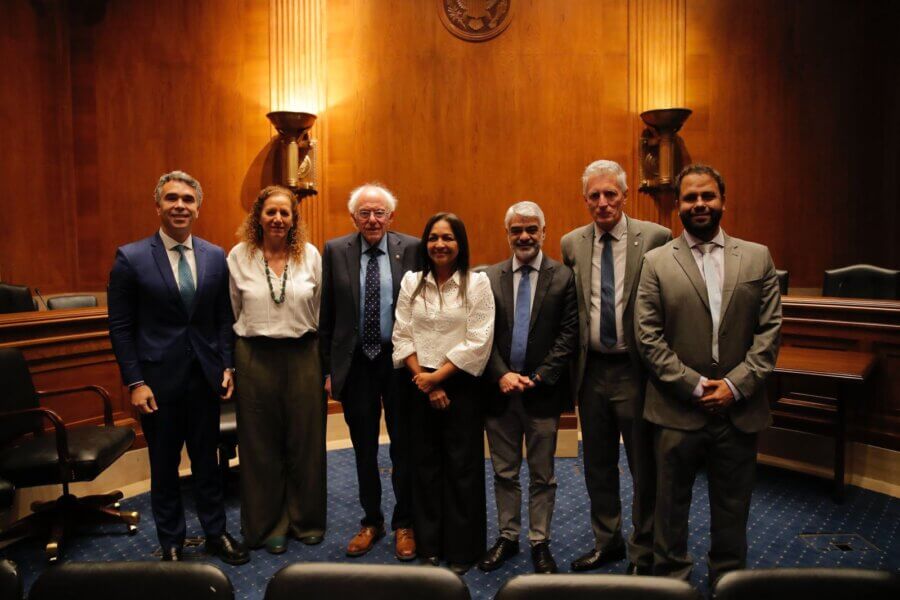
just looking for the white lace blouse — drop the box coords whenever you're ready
[391,270,495,376]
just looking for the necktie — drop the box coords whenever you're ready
[509,265,532,373]
[174,245,195,309]
[700,242,721,361]
[600,232,617,348]
[362,246,382,360]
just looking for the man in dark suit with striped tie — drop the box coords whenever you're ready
[108,171,248,565]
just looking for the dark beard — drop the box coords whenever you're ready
[680,209,722,238]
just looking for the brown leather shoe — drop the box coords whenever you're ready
[394,528,417,561]
[346,525,385,557]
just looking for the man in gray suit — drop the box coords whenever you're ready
[561,160,671,574]
[320,183,420,560]
[635,164,781,583]
[478,201,578,574]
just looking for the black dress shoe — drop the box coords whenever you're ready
[477,538,520,572]
[161,546,182,562]
[531,542,558,574]
[570,544,626,571]
[626,562,652,575]
[299,535,324,545]
[448,561,473,575]
[419,555,440,567]
[205,532,250,565]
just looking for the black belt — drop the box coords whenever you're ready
[588,350,630,362]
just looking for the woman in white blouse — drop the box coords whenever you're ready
[392,212,495,574]
[228,186,326,554]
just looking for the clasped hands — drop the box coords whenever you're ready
[696,378,734,414]
[498,372,537,395]
[413,372,451,410]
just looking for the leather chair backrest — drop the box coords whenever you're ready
[823,264,900,300]
[775,269,789,296]
[0,476,14,509]
[714,568,900,600]
[0,559,22,600]
[264,563,470,600]
[47,295,98,310]
[0,284,36,314]
[0,347,41,445]
[28,562,234,600]
[494,574,700,600]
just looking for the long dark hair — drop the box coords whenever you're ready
[411,212,470,305]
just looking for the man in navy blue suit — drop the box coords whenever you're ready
[108,170,249,564]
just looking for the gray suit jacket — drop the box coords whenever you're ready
[319,230,420,401]
[484,255,578,417]
[634,232,782,433]
[560,216,672,402]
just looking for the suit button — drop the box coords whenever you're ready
[711,361,718,369]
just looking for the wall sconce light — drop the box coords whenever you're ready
[638,108,692,193]
[266,110,318,198]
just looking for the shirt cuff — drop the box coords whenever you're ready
[692,376,708,398]
[724,378,742,402]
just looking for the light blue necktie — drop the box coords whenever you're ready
[600,232,617,348]
[700,242,721,361]
[509,265,533,373]
[174,245,196,308]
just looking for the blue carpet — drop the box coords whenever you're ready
[2,443,898,599]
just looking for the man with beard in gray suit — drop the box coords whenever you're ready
[635,164,781,583]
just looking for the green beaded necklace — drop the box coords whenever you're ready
[263,257,289,304]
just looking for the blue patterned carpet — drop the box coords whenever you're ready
[2,443,898,599]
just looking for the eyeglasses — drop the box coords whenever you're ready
[356,209,389,220]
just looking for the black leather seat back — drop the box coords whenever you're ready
[264,563,471,600]
[28,562,234,600]
[775,269,789,296]
[0,559,22,600]
[495,574,701,600]
[823,264,900,299]
[0,284,35,314]
[0,347,42,445]
[714,568,900,600]
[47,295,98,310]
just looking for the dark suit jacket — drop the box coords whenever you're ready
[319,230,420,401]
[635,233,782,433]
[484,255,579,417]
[107,233,234,403]
[560,216,672,403]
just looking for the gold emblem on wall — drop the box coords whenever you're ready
[439,0,513,42]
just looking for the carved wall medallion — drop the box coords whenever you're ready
[438,0,513,42]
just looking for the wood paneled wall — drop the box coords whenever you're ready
[1,0,896,292]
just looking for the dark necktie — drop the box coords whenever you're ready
[362,246,382,360]
[174,245,195,309]
[600,232,617,348]
[509,264,533,373]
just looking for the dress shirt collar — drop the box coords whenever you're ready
[361,232,389,255]
[159,228,193,251]
[594,214,628,243]
[683,227,725,250]
[512,251,543,273]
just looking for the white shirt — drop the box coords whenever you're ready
[392,270,495,376]
[159,228,197,287]
[589,216,628,353]
[227,241,321,338]
[512,251,542,312]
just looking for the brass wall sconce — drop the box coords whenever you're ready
[638,108,692,193]
[266,111,318,198]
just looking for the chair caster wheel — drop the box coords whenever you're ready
[128,525,138,535]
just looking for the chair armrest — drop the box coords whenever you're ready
[36,385,115,426]
[0,407,73,481]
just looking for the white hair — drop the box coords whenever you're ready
[504,201,545,229]
[581,159,628,196]
[347,183,398,214]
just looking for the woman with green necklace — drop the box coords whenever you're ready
[227,185,326,554]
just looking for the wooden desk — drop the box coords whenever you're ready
[772,345,877,502]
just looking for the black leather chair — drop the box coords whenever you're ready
[218,401,238,487]
[713,568,900,600]
[775,269,789,296]
[28,561,234,600]
[494,574,701,600]
[0,559,22,600]
[823,264,900,300]
[47,295,98,310]
[0,476,14,509]
[264,563,471,600]
[0,347,139,562]
[0,284,36,314]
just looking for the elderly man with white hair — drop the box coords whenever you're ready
[478,201,578,574]
[319,183,420,560]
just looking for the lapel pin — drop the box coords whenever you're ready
[634,241,638,246]
[395,254,400,260]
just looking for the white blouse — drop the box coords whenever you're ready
[392,270,495,376]
[227,241,321,338]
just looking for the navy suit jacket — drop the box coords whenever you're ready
[108,232,234,403]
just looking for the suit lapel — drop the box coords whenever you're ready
[624,216,643,302]
[191,239,206,316]
[529,260,553,333]
[150,233,185,313]
[387,232,403,301]
[344,234,362,322]
[673,236,710,311]
[500,260,515,333]
[719,235,742,321]
[576,224,594,314]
